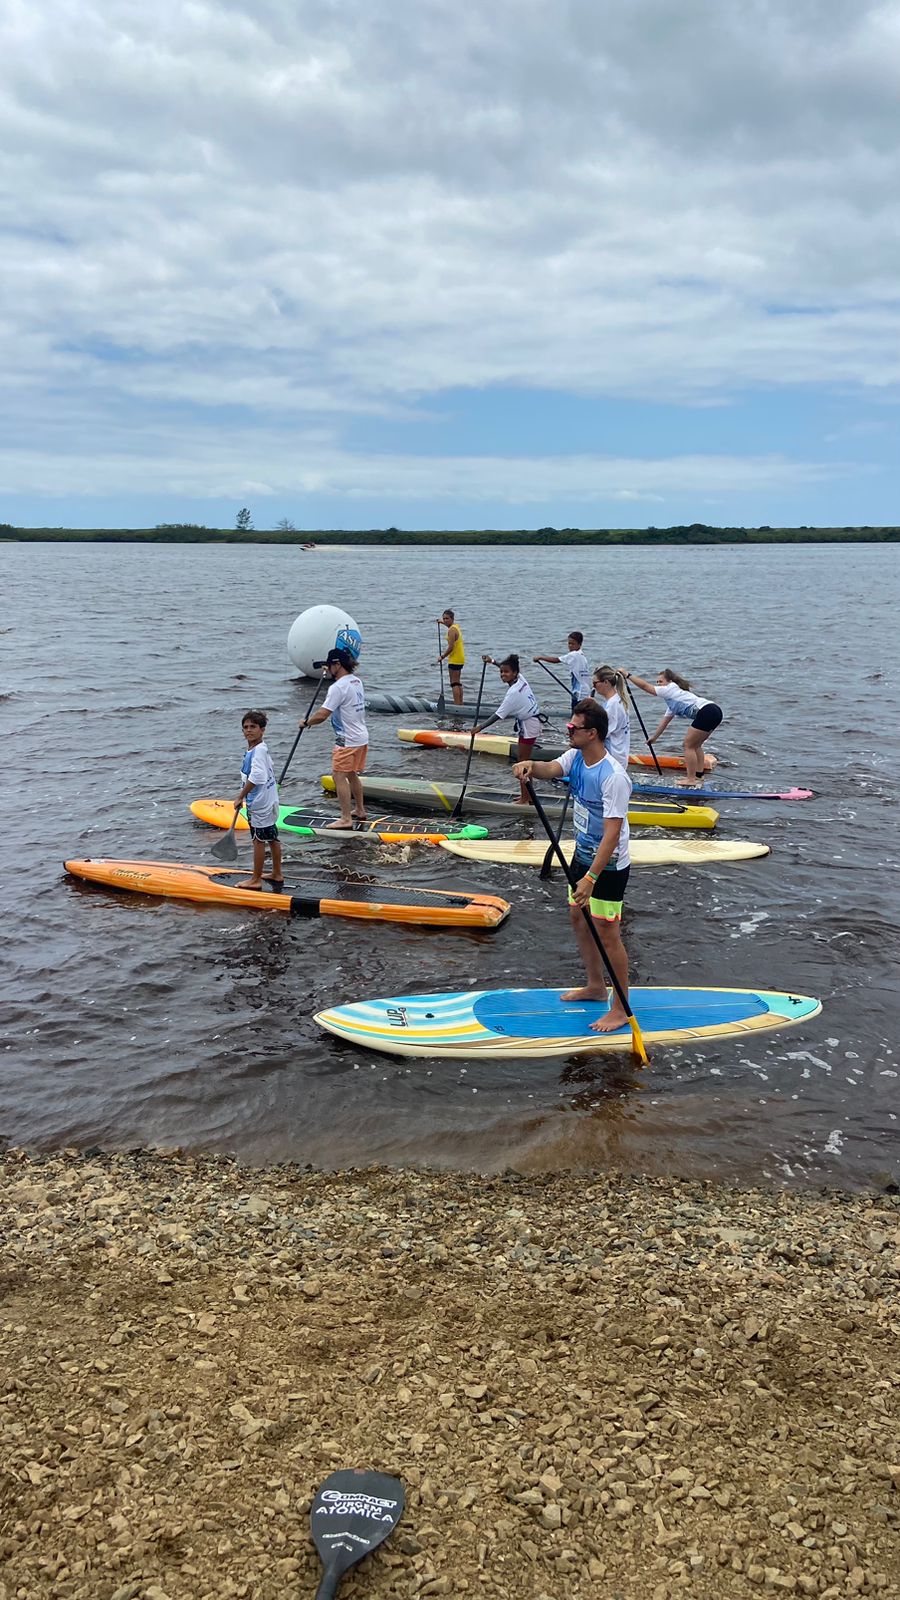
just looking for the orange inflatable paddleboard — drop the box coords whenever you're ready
[64,859,510,930]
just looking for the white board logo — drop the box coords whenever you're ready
[316,1490,398,1522]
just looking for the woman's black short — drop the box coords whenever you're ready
[691,702,722,733]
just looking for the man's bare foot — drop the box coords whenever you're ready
[561,985,608,1002]
[513,796,533,806]
[589,1007,629,1033]
[676,776,699,788]
[324,819,353,829]
[351,812,368,822]
[235,879,263,890]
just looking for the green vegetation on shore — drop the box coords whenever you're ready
[2,522,899,545]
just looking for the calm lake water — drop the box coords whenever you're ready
[2,540,898,1190]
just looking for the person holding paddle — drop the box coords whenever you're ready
[300,648,369,828]
[533,630,591,711]
[621,668,723,785]
[591,666,631,768]
[233,711,284,890]
[514,698,633,1033]
[434,609,465,705]
[472,653,542,803]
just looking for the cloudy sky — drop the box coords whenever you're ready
[2,0,899,529]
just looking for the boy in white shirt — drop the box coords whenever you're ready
[300,648,369,828]
[472,653,542,803]
[234,710,283,890]
[533,630,591,711]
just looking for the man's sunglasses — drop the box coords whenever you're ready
[566,721,588,733]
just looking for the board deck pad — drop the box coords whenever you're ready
[397,728,716,771]
[64,859,510,928]
[189,798,477,842]
[439,837,770,866]
[320,774,718,829]
[315,986,822,1058]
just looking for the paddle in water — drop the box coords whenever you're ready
[625,679,664,777]
[449,656,489,820]
[436,619,446,712]
[310,1469,404,1599]
[526,779,649,1065]
[210,673,328,862]
[534,656,573,704]
[278,670,329,785]
[539,781,571,880]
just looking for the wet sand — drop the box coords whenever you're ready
[1,1150,898,1598]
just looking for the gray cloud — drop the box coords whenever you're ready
[1,0,898,506]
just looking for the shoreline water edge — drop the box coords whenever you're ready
[1,1148,898,1598]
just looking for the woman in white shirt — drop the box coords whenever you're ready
[473,653,542,803]
[591,667,631,769]
[621,668,723,785]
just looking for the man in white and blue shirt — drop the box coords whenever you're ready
[514,698,633,1034]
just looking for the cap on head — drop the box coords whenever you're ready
[324,646,355,670]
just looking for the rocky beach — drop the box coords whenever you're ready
[1,1151,897,1599]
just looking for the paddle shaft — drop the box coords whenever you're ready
[540,782,571,879]
[450,658,489,819]
[436,621,446,711]
[624,682,663,777]
[314,1568,340,1600]
[535,658,573,701]
[525,779,648,1063]
[278,672,328,785]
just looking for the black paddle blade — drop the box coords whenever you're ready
[209,825,239,862]
[311,1469,404,1597]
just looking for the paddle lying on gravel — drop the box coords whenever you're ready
[210,674,328,862]
[526,779,649,1066]
[310,1469,404,1599]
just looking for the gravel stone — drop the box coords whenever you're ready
[0,1150,898,1599]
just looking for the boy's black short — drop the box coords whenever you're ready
[249,820,279,842]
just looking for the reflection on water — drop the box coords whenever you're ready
[2,539,899,1191]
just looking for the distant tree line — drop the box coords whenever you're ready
[1,521,898,545]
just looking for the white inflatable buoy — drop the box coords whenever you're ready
[287,604,362,678]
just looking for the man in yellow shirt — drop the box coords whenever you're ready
[435,608,465,705]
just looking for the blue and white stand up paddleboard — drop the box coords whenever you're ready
[314,986,822,1059]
